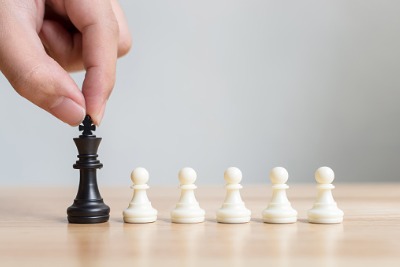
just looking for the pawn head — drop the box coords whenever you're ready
[179,167,197,185]
[131,167,149,185]
[224,167,242,184]
[315,166,334,184]
[269,167,288,184]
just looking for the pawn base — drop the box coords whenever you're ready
[123,208,157,224]
[216,207,251,224]
[217,216,251,224]
[262,207,297,224]
[308,217,343,224]
[263,216,297,224]
[308,207,344,224]
[171,208,205,224]
[124,216,157,224]
[171,216,205,224]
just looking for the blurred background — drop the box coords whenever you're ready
[1,0,399,185]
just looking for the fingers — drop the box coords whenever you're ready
[65,0,119,125]
[39,20,84,72]
[111,0,132,57]
[39,0,132,125]
[0,3,86,126]
[44,0,132,62]
[0,0,131,126]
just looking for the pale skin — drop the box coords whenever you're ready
[0,0,132,126]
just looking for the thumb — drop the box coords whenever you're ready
[0,12,85,126]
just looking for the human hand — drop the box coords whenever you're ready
[0,0,131,126]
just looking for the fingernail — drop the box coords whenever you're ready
[94,102,106,126]
[50,97,86,126]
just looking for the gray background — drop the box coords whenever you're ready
[1,0,399,185]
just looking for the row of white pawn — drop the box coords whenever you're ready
[123,166,344,224]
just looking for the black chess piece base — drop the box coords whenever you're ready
[67,168,110,224]
[67,192,110,224]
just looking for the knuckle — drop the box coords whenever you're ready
[118,34,132,57]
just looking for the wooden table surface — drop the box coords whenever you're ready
[0,184,399,267]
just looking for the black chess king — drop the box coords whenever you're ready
[67,115,110,223]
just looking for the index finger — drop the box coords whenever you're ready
[65,0,119,125]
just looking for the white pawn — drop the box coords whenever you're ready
[308,167,344,224]
[216,167,251,224]
[262,167,297,223]
[123,167,157,223]
[171,167,205,223]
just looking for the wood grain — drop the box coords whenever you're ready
[0,184,399,267]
